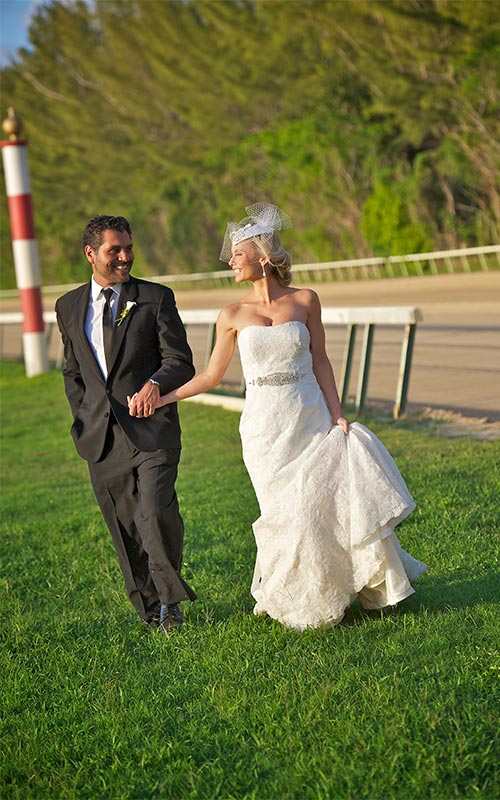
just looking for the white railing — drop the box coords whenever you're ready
[180,307,422,419]
[0,244,498,298]
[0,306,421,419]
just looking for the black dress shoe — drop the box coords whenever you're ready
[144,604,162,629]
[159,603,184,633]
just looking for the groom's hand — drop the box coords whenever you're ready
[128,382,160,417]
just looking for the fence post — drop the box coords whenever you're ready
[393,323,417,419]
[355,324,374,413]
[339,324,357,406]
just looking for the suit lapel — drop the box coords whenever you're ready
[76,282,91,337]
[108,278,139,373]
[74,282,106,382]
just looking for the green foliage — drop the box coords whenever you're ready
[361,170,434,256]
[1,361,499,799]
[1,0,499,289]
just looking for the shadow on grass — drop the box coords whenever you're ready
[337,569,499,628]
[287,566,500,630]
[416,569,499,611]
[30,566,497,639]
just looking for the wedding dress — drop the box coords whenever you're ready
[237,321,426,630]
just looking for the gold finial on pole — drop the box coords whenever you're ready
[2,107,23,140]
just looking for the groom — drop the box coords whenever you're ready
[56,215,196,632]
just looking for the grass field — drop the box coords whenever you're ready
[1,361,499,800]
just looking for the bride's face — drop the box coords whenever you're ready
[229,240,267,283]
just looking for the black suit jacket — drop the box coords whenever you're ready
[56,277,195,463]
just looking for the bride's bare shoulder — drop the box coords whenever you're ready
[217,301,246,330]
[289,286,320,306]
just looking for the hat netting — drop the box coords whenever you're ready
[219,202,292,262]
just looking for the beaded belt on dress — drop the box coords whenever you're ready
[247,370,306,387]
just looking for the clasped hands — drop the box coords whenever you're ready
[127,382,160,418]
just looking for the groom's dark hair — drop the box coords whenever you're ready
[82,215,132,251]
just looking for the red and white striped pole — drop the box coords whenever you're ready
[1,108,48,376]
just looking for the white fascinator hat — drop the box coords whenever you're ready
[219,202,292,262]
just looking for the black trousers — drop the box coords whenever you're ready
[88,418,196,623]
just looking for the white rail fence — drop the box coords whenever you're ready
[0,306,422,419]
[0,244,498,298]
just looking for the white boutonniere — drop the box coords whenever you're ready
[115,301,137,326]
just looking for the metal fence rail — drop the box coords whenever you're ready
[181,307,422,419]
[0,306,422,419]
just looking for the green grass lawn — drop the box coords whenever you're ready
[1,361,499,800]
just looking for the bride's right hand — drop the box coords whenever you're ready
[335,416,350,435]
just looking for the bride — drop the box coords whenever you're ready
[146,203,426,630]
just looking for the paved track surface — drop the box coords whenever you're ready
[2,271,499,421]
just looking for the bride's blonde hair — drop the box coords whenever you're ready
[252,232,292,287]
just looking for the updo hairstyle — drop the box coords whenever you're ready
[252,232,292,287]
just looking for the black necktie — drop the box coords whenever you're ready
[102,288,114,369]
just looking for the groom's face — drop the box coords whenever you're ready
[85,229,134,287]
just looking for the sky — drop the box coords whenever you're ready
[0,0,40,67]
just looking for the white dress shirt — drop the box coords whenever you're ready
[85,279,122,379]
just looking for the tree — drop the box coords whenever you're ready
[1,0,498,288]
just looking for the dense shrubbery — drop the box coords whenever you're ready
[1,0,499,288]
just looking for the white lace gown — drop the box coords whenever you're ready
[237,321,427,630]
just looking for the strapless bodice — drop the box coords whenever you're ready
[237,321,313,387]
